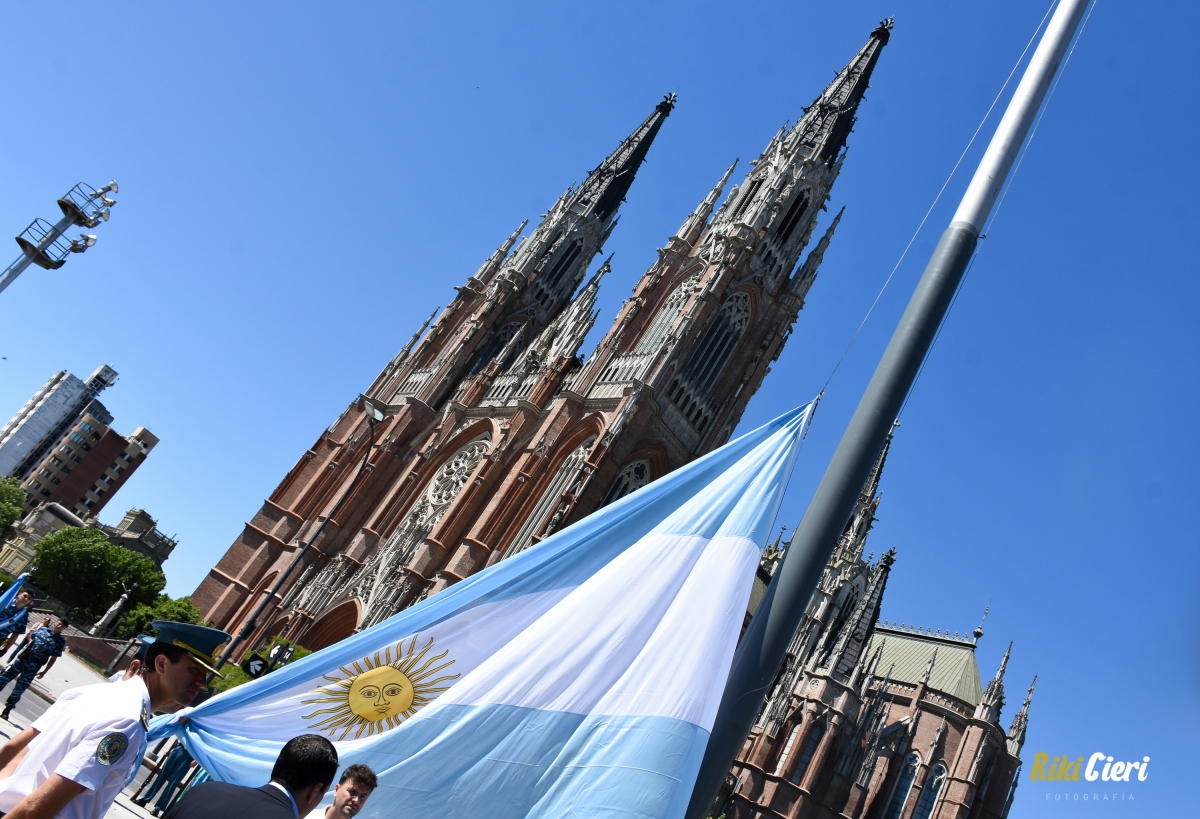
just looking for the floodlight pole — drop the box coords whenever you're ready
[0,214,74,297]
[684,3,1091,817]
[214,399,383,671]
[0,181,117,296]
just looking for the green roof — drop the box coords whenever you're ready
[868,626,984,706]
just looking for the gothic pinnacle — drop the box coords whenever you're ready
[788,207,844,297]
[678,158,739,245]
[994,640,1013,682]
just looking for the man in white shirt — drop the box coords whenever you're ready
[305,764,376,819]
[0,621,231,819]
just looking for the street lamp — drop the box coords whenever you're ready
[0,180,119,296]
[214,395,387,671]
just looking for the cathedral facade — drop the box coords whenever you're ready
[722,431,1034,819]
[192,21,895,651]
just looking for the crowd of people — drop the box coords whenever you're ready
[0,605,377,819]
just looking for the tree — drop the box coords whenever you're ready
[117,595,205,640]
[0,477,25,531]
[210,638,312,694]
[30,528,165,621]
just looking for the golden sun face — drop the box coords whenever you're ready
[302,635,458,740]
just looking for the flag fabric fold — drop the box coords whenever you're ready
[153,403,815,818]
[0,573,29,633]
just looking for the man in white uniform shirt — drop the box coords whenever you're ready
[0,621,231,819]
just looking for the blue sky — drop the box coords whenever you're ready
[1,1,1195,814]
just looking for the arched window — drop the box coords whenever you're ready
[504,437,595,558]
[882,753,921,819]
[470,322,523,375]
[635,274,699,354]
[600,460,650,507]
[911,763,947,819]
[774,186,811,246]
[789,723,824,786]
[348,433,492,628]
[774,721,803,776]
[683,292,752,392]
[543,241,583,290]
[732,178,764,221]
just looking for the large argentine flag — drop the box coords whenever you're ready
[153,403,814,818]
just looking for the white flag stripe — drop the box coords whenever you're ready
[432,533,756,726]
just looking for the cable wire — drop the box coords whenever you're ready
[820,0,1058,395]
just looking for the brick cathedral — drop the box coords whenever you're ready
[194,20,1032,819]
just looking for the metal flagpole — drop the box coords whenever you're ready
[684,2,1092,816]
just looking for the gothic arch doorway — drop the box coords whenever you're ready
[299,598,362,651]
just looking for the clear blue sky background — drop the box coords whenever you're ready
[1,1,1195,814]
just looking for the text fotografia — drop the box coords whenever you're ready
[1030,752,1150,782]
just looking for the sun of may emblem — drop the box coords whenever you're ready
[301,635,458,739]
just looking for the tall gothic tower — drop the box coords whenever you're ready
[722,424,1033,819]
[192,22,893,653]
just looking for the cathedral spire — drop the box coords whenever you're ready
[976,641,1012,723]
[677,158,738,245]
[710,21,891,291]
[1007,676,1037,755]
[788,207,843,300]
[825,548,894,679]
[515,95,674,318]
[579,93,677,223]
[368,307,439,399]
[474,220,528,284]
[827,417,896,570]
[788,18,892,166]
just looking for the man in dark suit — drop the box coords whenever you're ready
[163,734,339,819]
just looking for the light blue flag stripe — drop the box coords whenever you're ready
[154,402,815,818]
[0,573,29,634]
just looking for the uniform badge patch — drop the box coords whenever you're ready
[96,732,128,765]
[140,703,150,731]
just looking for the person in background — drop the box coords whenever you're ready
[0,621,230,819]
[133,740,194,816]
[306,764,376,819]
[0,592,34,652]
[4,616,50,664]
[164,734,339,819]
[0,619,67,721]
[109,636,155,683]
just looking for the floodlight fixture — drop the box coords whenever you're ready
[1,180,120,296]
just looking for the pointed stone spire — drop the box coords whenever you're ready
[827,416,895,571]
[976,641,1012,723]
[1007,676,1037,755]
[788,207,843,300]
[787,19,892,166]
[714,21,890,242]
[677,158,738,245]
[493,324,527,371]
[578,93,677,223]
[474,220,528,284]
[369,308,439,399]
[826,548,894,680]
[515,95,673,318]
[512,258,608,372]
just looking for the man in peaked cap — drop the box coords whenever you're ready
[0,621,231,819]
[109,635,155,683]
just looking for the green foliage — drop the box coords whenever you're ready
[0,477,25,530]
[210,638,312,694]
[116,595,205,640]
[0,572,16,589]
[30,528,165,620]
